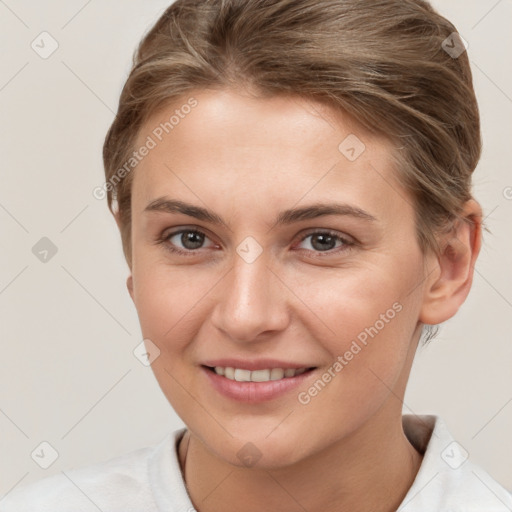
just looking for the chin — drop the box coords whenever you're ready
[199,425,313,470]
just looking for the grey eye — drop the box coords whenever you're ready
[298,232,345,252]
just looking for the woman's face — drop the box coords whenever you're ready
[127,88,430,467]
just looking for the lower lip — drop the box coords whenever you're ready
[201,366,316,403]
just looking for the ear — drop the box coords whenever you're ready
[419,199,482,325]
[114,211,135,301]
[126,274,134,302]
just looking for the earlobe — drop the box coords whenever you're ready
[419,200,482,325]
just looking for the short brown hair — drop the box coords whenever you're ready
[103,0,481,269]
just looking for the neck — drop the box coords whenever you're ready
[178,407,423,512]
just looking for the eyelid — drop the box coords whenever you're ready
[296,228,355,245]
[159,226,356,257]
[160,227,218,254]
[292,228,355,257]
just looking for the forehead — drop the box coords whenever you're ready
[131,88,410,220]
[136,87,381,154]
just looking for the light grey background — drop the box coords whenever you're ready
[1,0,511,498]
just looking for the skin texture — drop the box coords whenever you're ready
[122,88,482,512]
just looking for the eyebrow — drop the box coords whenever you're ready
[143,197,377,226]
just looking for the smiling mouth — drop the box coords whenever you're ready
[202,365,317,383]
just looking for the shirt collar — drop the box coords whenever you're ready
[150,416,512,511]
[398,414,512,511]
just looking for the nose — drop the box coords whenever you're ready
[210,250,290,344]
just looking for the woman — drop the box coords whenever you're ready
[2,0,511,510]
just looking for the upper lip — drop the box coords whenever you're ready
[201,358,317,371]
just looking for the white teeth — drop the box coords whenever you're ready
[213,366,309,382]
[251,369,271,382]
[234,369,251,382]
[270,368,284,380]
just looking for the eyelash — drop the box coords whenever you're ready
[157,228,355,258]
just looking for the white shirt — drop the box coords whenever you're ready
[1,415,511,511]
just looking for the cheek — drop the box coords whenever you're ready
[300,259,418,334]
[131,259,215,358]
[299,259,422,386]
[291,278,419,439]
